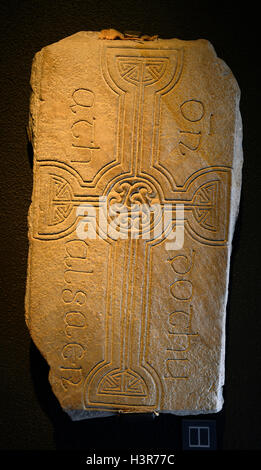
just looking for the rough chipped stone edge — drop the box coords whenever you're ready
[217,86,243,409]
[66,407,224,421]
[25,48,45,331]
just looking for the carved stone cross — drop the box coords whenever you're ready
[26,31,243,419]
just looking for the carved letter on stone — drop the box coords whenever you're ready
[25,31,243,419]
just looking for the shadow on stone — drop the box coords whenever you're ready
[27,138,34,170]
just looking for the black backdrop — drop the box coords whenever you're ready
[1,0,261,457]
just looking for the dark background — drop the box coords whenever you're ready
[1,0,260,456]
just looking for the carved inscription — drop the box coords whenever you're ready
[70,88,100,162]
[164,249,198,380]
[164,98,216,158]
[60,239,92,389]
[178,99,204,156]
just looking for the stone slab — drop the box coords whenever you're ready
[25,31,243,419]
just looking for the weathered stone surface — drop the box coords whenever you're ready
[25,31,243,419]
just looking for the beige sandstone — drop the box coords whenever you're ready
[25,31,243,419]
